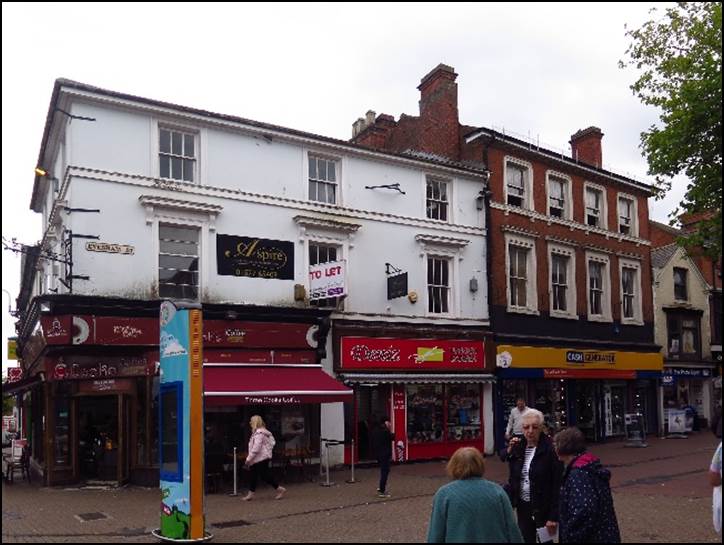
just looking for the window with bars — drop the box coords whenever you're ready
[508,245,528,308]
[588,261,604,315]
[622,267,637,319]
[673,267,688,301]
[551,254,569,312]
[427,257,451,314]
[426,178,449,221]
[618,197,634,235]
[506,163,527,208]
[548,177,567,218]
[585,187,603,228]
[309,243,341,308]
[308,155,338,205]
[159,128,196,182]
[159,225,199,300]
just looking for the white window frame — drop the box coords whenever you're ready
[425,175,452,223]
[586,251,612,322]
[306,152,341,206]
[505,233,539,315]
[619,258,643,325]
[416,235,467,319]
[427,255,453,315]
[584,182,607,230]
[155,123,200,184]
[617,193,638,237]
[548,243,577,320]
[504,157,534,211]
[546,171,573,220]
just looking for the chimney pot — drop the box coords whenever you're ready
[570,126,604,168]
[366,110,376,125]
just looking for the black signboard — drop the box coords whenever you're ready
[217,234,294,280]
[387,272,408,300]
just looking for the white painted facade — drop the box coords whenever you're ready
[32,82,492,462]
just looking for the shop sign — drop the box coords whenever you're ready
[7,367,23,382]
[202,349,316,365]
[387,272,408,300]
[664,368,712,378]
[71,316,159,345]
[7,337,17,360]
[340,337,485,370]
[661,375,675,386]
[543,368,636,379]
[393,390,406,410]
[78,378,134,394]
[41,316,72,344]
[49,355,151,381]
[217,234,294,280]
[309,260,347,300]
[202,322,319,349]
[241,395,301,404]
[497,345,662,371]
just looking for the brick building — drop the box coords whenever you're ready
[352,64,663,447]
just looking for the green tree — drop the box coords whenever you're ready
[621,2,722,258]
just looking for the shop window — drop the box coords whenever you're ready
[407,385,443,444]
[533,380,567,434]
[447,385,481,442]
[54,389,71,467]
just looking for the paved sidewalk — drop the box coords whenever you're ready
[2,431,721,542]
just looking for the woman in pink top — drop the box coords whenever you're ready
[242,415,286,501]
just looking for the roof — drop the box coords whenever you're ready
[652,243,680,269]
[650,220,681,236]
[464,126,656,194]
[31,79,490,210]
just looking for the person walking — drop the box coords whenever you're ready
[505,398,530,441]
[370,415,394,498]
[242,415,286,501]
[504,408,562,543]
[427,447,522,543]
[553,427,620,543]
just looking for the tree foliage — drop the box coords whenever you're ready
[622,2,722,258]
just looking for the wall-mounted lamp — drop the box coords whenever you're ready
[35,167,60,193]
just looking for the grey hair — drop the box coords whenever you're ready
[520,408,544,426]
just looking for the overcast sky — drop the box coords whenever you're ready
[1,2,686,376]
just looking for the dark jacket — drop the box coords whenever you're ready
[559,452,621,543]
[505,434,562,524]
[370,424,394,461]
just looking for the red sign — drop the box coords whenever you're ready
[340,337,484,370]
[7,367,23,382]
[47,355,155,381]
[543,368,636,379]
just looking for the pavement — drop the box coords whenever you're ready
[2,431,721,542]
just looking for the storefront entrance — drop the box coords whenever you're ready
[77,395,131,483]
[603,383,627,437]
[355,386,391,462]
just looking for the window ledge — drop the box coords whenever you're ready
[507,307,540,316]
[587,315,613,323]
[550,311,579,321]
[621,318,645,327]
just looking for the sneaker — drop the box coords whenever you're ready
[241,491,254,501]
[274,486,287,500]
[377,492,391,498]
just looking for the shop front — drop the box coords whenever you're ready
[495,345,663,449]
[335,328,494,461]
[660,366,716,433]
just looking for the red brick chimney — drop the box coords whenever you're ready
[352,113,397,149]
[416,64,460,160]
[570,126,604,168]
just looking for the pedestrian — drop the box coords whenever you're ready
[242,415,286,501]
[427,447,522,543]
[370,415,394,498]
[504,408,561,543]
[505,397,530,442]
[553,426,620,543]
[710,440,721,534]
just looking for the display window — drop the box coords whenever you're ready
[447,385,481,442]
[406,384,481,445]
[533,379,568,434]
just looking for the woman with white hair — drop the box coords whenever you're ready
[504,409,562,543]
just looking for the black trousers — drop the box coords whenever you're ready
[249,459,278,492]
[378,457,390,493]
[517,499,553,543]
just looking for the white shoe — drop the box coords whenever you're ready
[275,486,287,500]
[242,491,254,501]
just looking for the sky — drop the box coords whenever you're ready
[1,2,687,376]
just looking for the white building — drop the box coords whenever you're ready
[13,79,493,486]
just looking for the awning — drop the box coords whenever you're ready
[204,365,353,405]
[340,373,496,385]
[2,374,43,396]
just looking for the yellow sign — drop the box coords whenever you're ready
[7,338,17,360]
[417,347,445,363]
[496,345,663,371]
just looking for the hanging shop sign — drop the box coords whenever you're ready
[217,234,294,279]
[496,345,662,371]
[7,367,23,382]
[387,272,408,300]
[85,241,135,255]
[309,260,347,300]
[7,337,17,360]
[340,337,485,370]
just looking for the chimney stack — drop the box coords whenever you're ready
[570,126,604,168]
[416,63,460,160]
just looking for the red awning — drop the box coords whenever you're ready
[204,365,353,405]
